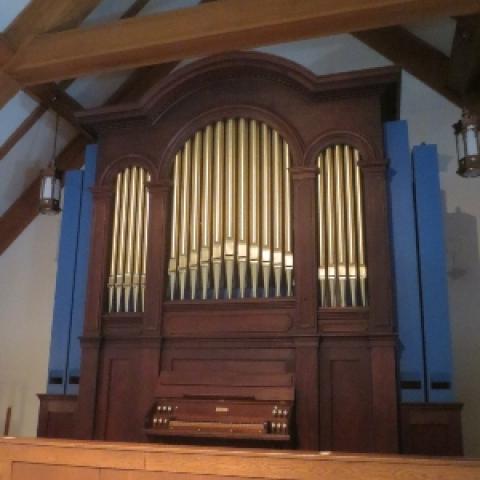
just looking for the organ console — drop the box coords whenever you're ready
[41,51,403,452]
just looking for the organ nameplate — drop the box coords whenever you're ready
[216,407,229,413]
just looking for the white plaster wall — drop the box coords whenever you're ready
[0,214,60,436]
[0,33,478,456]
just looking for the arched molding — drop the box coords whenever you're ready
[304,129,383,169]
[99,153,158,186]
[158,105,305,178]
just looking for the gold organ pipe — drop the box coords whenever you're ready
[164,119,295,302]
[189,131,202,299]
[224,118,236,299]
[237,118,249,298]
[249,119,260,297]
[317,153,327,306]
[261,123,272,298]
[272,130,283,297]
[115,168,130,312]
[212,121,225,299]
[108,173,122,312]
[178,139,192,300]
[283,140,293,297]
[334,146,347,307]
[325,148,337,306]
[354,149,367,306]
[200,125,213,299]
[132,168,145,313]
[344,146,358,306]
[124,166,138,312]
[168,153,182,300]
[141,173,150,311]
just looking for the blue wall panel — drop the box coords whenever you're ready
[67,145,97,395]
[385,121,425,402]
[413,144,454,402]
[47,171,83,394]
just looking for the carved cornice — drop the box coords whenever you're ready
[77,51,400,133]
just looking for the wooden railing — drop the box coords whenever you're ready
[1,437,479,480]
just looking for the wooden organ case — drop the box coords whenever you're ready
[74,52,401,452]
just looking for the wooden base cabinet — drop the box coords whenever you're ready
[37,395,78,439]
[400,403,463,456]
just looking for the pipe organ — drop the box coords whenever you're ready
[167,118,293,301]
[58,52,402,453]
[107,166,150,313]
[317,145,367,307]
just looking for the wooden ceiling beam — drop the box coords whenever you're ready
[0,34,13,67]
[4,0,103,51]
[448,14,480,96]
[353,26,480,115]
[0,105,47,163]
[5,0,480,85]
[0,71,20,109]
[105,63,179,105]
[0,0,101,109]
[0,1,159,169]
[25,84,94,140]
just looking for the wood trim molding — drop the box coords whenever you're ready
[78,52,401,129]
[1,436,478,479]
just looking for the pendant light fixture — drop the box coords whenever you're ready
[39,111,62,214]
[453,109,480,178]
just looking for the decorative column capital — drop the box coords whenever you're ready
[90,185,114,200]
[147,180,172,194]
[289,166,318,180]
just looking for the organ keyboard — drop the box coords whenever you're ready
[145,372,295,446]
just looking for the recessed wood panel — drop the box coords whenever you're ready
[3,438,479,480]
[161,344,294,378]
[12,463,98,480]
[101,470,262,480]
[401,403,463,456]
[320,342,373,452]
[37,395,78,439]
[95,346,142,442]
[331,359,372,451]
[105,359,134,441]
[163,312,293,336]
[171,359,288,375]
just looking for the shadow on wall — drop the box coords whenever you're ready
[444,200,480,282]
[442,191,480,457]
[445,209,478,280]
[437,152,456,174]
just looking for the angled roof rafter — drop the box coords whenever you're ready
[353,25,480,115]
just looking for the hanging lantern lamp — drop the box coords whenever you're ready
[454,109,480,178]
[39,112,62,214]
